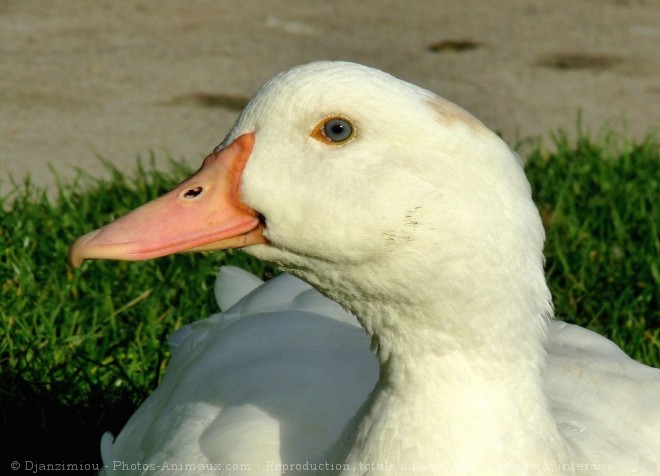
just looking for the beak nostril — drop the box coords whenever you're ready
[183,186,203,199]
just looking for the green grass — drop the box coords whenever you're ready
[526,132,659,364]
[1,133,658,471]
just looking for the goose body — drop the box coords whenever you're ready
[101,267,378,475]
[69,62,660,475]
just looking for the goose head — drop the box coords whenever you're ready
[69,61,551,351]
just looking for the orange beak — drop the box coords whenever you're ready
[68,133,266,268]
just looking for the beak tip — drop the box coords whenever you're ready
[68,250,83,268]
[68,239,85,269]
[68,230,100,269]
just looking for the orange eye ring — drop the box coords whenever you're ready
[310,115,357,145]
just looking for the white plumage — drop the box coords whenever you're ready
[69,62,659,475]
[101,267,377,475]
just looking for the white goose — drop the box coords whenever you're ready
[69,61,660,475]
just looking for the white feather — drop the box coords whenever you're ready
[98,62,659,475]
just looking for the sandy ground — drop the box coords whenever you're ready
[1,0,659,197]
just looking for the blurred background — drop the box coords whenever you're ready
[1,0,658,195]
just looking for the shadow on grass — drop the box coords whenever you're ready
[1,371,139,473]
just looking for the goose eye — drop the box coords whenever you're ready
[311,116,356,144]
[324,118,352,142]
